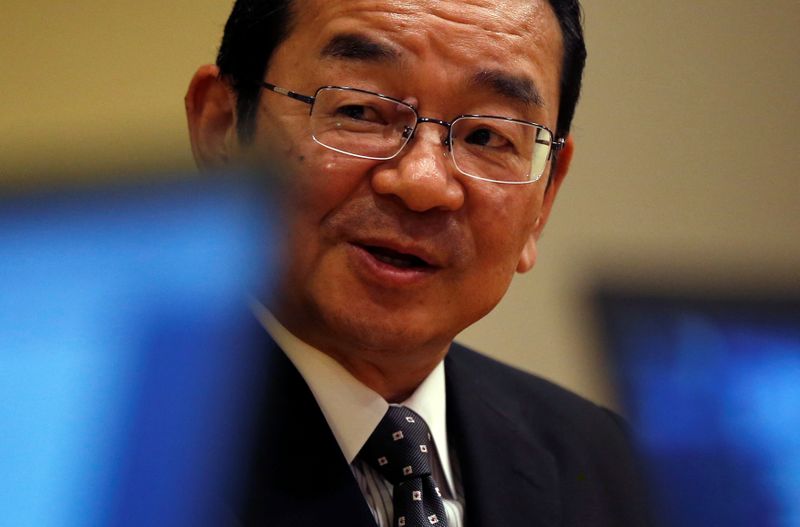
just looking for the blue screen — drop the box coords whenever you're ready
[599,292,800,527]
[0,173,279,526]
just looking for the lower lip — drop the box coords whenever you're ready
[347,243,437,287]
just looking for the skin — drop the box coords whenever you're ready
[186,0,574,402]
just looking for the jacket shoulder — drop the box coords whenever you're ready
[447,342,619,429]
[446,342,651,525]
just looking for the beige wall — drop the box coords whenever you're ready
[0,1,231,181]
[3,1,798,408]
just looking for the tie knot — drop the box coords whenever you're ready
[360,406,434,484]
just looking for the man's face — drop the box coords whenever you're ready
[242,0,568,358]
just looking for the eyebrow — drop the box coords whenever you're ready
[319,35,544,109]
[470,69,545,109]
[320,33,399,62]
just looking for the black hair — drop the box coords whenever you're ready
[215,0,586,143]
[216,0,296,140]
[546,0,587,139]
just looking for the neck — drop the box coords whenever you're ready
[263,304,450,402]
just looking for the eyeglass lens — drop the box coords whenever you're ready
[310,87,553,183]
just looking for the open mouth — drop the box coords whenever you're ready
[359,244,433,269]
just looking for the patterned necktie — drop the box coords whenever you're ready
[360,406,448,527]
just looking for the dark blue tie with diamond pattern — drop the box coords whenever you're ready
[360,406,448,527]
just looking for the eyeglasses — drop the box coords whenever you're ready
[259,82,564,185]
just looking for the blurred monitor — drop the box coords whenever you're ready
[596,288,800,527]
[0,171,280,526]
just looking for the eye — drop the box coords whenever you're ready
[464,127,512,149]
[335,104,385,124]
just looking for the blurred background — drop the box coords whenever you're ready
[2,0,799,409]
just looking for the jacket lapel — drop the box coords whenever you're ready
[445,346,562,527]
[235,334,376,527]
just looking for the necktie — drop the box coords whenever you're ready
[360,406,448,527]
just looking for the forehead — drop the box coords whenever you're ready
[282,0,564,111]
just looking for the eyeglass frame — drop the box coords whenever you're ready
[258,81,566,185]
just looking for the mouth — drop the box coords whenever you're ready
[356,244,436,270]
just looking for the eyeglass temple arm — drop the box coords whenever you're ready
[540,136,566,160]
[260,81,315,105]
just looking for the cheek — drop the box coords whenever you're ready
[278,152,383,277]
[472,188,540,256]
[284,150,378,218]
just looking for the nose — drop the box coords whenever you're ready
[370,125,465,212]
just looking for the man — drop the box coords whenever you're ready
[186,0,650,525]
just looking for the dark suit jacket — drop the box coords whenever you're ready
[231,335,651,526]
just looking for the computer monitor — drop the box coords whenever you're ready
[596,288,800,527]
[0,172,280,526]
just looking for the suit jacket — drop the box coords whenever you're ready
[231,334,652,527]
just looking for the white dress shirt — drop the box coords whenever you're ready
[253,305,464,526]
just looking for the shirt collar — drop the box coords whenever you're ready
[252,303,455,494]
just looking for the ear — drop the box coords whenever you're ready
[516,134,574,273]
[185,64,239,169]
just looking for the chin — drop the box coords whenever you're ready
[322,305,454,356]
